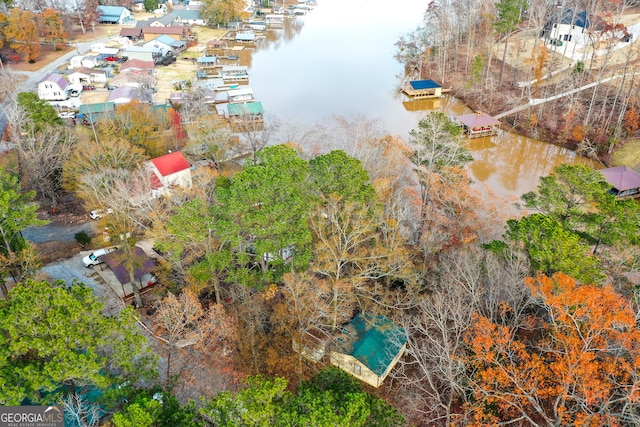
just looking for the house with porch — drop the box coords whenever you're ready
[599,165,640,199]
[96,6,133,24]
[330,313,407,388]
[142,25,190,42]
[120,27,144,42]
[455,111,500,138]
[173,8,206,26]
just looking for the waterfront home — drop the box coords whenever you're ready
[401,79,443,99]
[227,87,254,103]
[143,34,187,56]
[455,111,500,138]
[330,313,407,388]
[599,166,640,199]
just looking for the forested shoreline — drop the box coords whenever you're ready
[0,0,640,426]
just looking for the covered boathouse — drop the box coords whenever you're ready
[599,165,640,199]
[401,79,443,99]
[455,111,500,138]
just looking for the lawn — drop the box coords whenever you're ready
[610,139,640,169]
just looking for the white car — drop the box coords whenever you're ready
[83,246,118,267]
[58,111,76,119]
[90,208,113,220]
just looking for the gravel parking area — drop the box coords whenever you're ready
[39,252,125,316]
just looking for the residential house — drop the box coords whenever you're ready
[78,102,116,125]
[120,27,144,42]
[119,59,155,74]
[108,86,143,104]
[146,13,178,27]
[68,67,108,85]
[123,46,161,62]
[330,313,407,388]
[149,151,192,197]
[109,72,156,91]
[96,6,133,24]
[100,246,157,301]
[143,34,187,56]
[38,73,70,101]
[69,55,100,69]
[173,9,206,26]
[599,166,640,199]
[142,25,189,42]
[226,101,263,121]
[542,9,605,46]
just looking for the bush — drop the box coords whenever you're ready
[74,230,91,247]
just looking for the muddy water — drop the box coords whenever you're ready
[241,0,600,201]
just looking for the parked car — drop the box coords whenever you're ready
[58,111,76,119]
[104,56,119,62]
[90,208,113,220]
[83,85,96,91]
[82,246,118,267]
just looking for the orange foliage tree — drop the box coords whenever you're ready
[4,8,40,62]
[464,272,640,426]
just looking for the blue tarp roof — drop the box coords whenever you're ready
[409,79,441,90]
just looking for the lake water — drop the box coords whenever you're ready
[240,0,599,200]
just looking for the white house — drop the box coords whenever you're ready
[173,9,206,26]
[69,55,100,69]
[68,67,108,85]
[97,6,133,24]
[149,151,192,197]
[38,73,70,101]
[123,46,160,62]
[143,35,187,56]
[542,9,603,46]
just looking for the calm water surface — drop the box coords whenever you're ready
[241,0,600,200]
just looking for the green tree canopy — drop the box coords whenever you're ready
[0,280,156,405]
[504,213,604,284]
[309,150,376,204]
[17,92,62,130]
[211,144,313,286]
[199,367,404,427]
[112,390,203,427]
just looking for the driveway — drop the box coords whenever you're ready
[23,220,98,243]
[39,251,125,316]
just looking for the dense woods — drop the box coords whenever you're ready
[0,0,640,426]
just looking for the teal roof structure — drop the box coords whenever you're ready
[79,102,115,115]
[342,313,407,376]
[228,101,263,116]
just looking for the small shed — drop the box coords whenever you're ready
[455,111,500,138]
[599,166,640,199]
[330,313,407,388]
[401,79,443,99]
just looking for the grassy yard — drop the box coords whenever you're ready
[610,139,640,169]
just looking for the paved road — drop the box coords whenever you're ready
[0,37,113,138]
[23,220,98,243]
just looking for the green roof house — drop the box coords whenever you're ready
[330,313,407,388]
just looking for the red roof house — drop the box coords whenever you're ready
[149,151,192,196]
